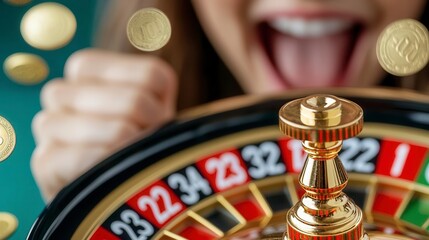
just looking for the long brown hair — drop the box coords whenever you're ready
[96,0,428,107]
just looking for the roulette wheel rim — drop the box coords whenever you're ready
[27,88,429,240]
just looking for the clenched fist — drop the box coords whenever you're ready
[31,49,178,202]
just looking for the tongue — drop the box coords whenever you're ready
[271,30,352,88]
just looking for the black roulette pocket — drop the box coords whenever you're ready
[27,88,429,239]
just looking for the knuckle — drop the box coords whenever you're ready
[30,144,54,185]
[30,129,114,201]
[130,91,146,113]
[32,111,49,133]
[64,48,98,77]
[30,146,43,174]
[32,112,52,143]
[30,144,65,202]
[153,57,177,84]
[129,92,161,125]
[163,106,175,121]
[40,79,64,108]
[123,90,147,119]
[113,119,139,141]
[146,56,176,85]
[145,56,164,71]
[140,56,177,84]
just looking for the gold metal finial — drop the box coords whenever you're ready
[279,94,363,142]
[279,94,366,240]
[300,95,341,127]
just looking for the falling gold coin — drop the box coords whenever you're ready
[4,0,31,6]
[127,8,171,52]
[0,116,15,162]
[377,19,429,76]
[3,53,49,85]
[0,212,18,239]
[20,2,77,50]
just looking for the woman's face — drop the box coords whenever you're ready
[192,0,425,93]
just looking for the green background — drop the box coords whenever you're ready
[0,1,99,239]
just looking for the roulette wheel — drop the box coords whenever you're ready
[27,88,429,239]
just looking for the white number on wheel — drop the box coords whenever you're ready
[167,166,212,205]
[242,142,284,179]
[390,143,410,177]
[138,186,182,225]
[111,210,154,240]
[206,152,247,191]
[287,139,306,172]
[340,138,379,173]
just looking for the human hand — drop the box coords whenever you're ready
[31,49,177,202]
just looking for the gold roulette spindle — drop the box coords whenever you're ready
[277,94,409,240]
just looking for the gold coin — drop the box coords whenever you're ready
[376,19,429,76]
[3,53,49,85]
[20,2,77,50]
[0,116,15,162]
[0,212,18,239]
[127,8,171,52]
[4,0,31,6]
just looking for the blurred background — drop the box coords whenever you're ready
[0,1,99,238]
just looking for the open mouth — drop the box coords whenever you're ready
[259,17,363,88]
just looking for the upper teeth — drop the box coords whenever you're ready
[269,18,353,38]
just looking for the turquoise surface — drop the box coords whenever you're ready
[0,1,98,239]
